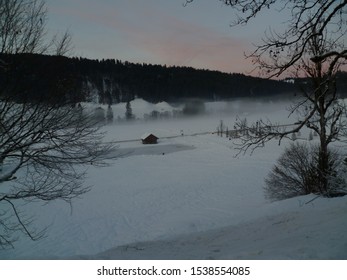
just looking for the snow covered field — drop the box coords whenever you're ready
[1,98,346,260]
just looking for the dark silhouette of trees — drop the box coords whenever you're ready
[0,0,116,249]
[125,101,134,120]
[0,53,299,105]
[0,0,72,55]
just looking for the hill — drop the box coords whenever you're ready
[0,53,297,104]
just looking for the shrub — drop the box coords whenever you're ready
[264,142,346,201]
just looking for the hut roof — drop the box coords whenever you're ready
[141,133,158,140]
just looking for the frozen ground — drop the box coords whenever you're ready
[1,98,346,260]
[88,194,347,260]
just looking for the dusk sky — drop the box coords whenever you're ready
[45,0,285,75]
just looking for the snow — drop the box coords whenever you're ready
[140,133,158,140]
[0,98,346,260]
[89,195,347,260]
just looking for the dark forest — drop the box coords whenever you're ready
[1,53,346,104]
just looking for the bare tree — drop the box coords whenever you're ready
[0,0,115,249]
[0,0,72,55]
[186,0,347,196]
[186,1,347,77]
[234,28,346,192]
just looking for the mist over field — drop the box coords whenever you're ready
[1,97,346,260]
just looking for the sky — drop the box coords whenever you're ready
[45,0,285,75]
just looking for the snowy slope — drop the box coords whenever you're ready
[88,195,347,260]
[0,99,346,260]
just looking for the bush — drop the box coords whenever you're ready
[264,142,346,201]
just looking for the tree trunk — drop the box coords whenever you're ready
[318,135,329,194]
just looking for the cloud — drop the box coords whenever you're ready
[48,0,254,73]
[106,2,252,73]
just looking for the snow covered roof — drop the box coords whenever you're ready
[141,133,158,140]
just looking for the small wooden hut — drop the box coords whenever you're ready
[141,133,159,144]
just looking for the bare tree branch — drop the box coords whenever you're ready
[186,0,347,77]
[185,1,347,195]
[0,0,117,249]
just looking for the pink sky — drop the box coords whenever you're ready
[45,0,286,75]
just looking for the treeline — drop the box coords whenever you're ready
[293,72,347,97]
[1,53,345,104]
